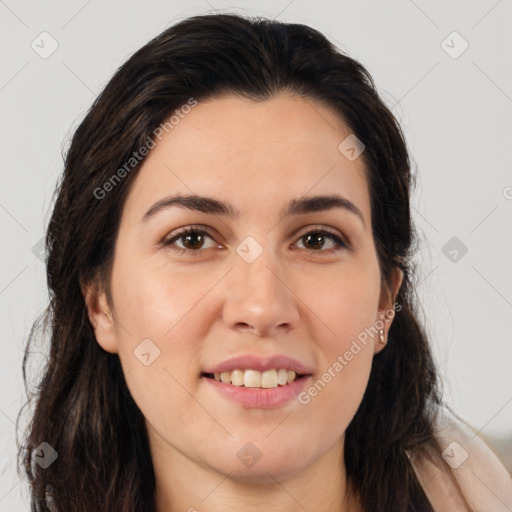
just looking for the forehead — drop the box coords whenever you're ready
[121,92,371,227]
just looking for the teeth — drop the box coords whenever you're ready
[278,369,288,385]
[211,369,298,388]
[261,369,279,388]
[244,369,261,388]
[231,369,244,386]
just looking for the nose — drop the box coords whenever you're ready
[222,244,300,337]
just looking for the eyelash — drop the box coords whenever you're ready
[161,224,349,256]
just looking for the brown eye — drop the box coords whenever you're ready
[295,227,348,252]
[177,232,207,250]
[162,225,349,256]
[163,227,218,254]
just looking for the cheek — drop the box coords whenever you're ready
[300,325,375,430]
[111,263,212,423]
[298,262,381,353]
[293,263,380,427]
[112,250,221,356]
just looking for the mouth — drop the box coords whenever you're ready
[201,369,311,389]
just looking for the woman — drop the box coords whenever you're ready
[17,13,512,512]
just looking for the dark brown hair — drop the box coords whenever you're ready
[17,13,442,511]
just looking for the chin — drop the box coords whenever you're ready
[203,442,312,484]
[219,459,306,485]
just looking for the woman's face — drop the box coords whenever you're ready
[85,92,402,484]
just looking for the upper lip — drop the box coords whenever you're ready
[202,354,314,375]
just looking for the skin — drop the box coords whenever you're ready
[83,92,403,512]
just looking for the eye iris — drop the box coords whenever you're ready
[183,232,204,250]
[304,233,325,250]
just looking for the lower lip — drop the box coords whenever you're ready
[202,375,312,409]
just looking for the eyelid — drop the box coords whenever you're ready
[293,224,348,245]
[161,224,220,246]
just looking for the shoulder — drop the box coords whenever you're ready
[408,404,512,511]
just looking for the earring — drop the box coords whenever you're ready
[379,329,386,345]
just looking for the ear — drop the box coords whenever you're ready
[80,274,118,354]
[374,266,403,354]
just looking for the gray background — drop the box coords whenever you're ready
[1,0,511,508]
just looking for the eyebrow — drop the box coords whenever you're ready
[141,193,366,228]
